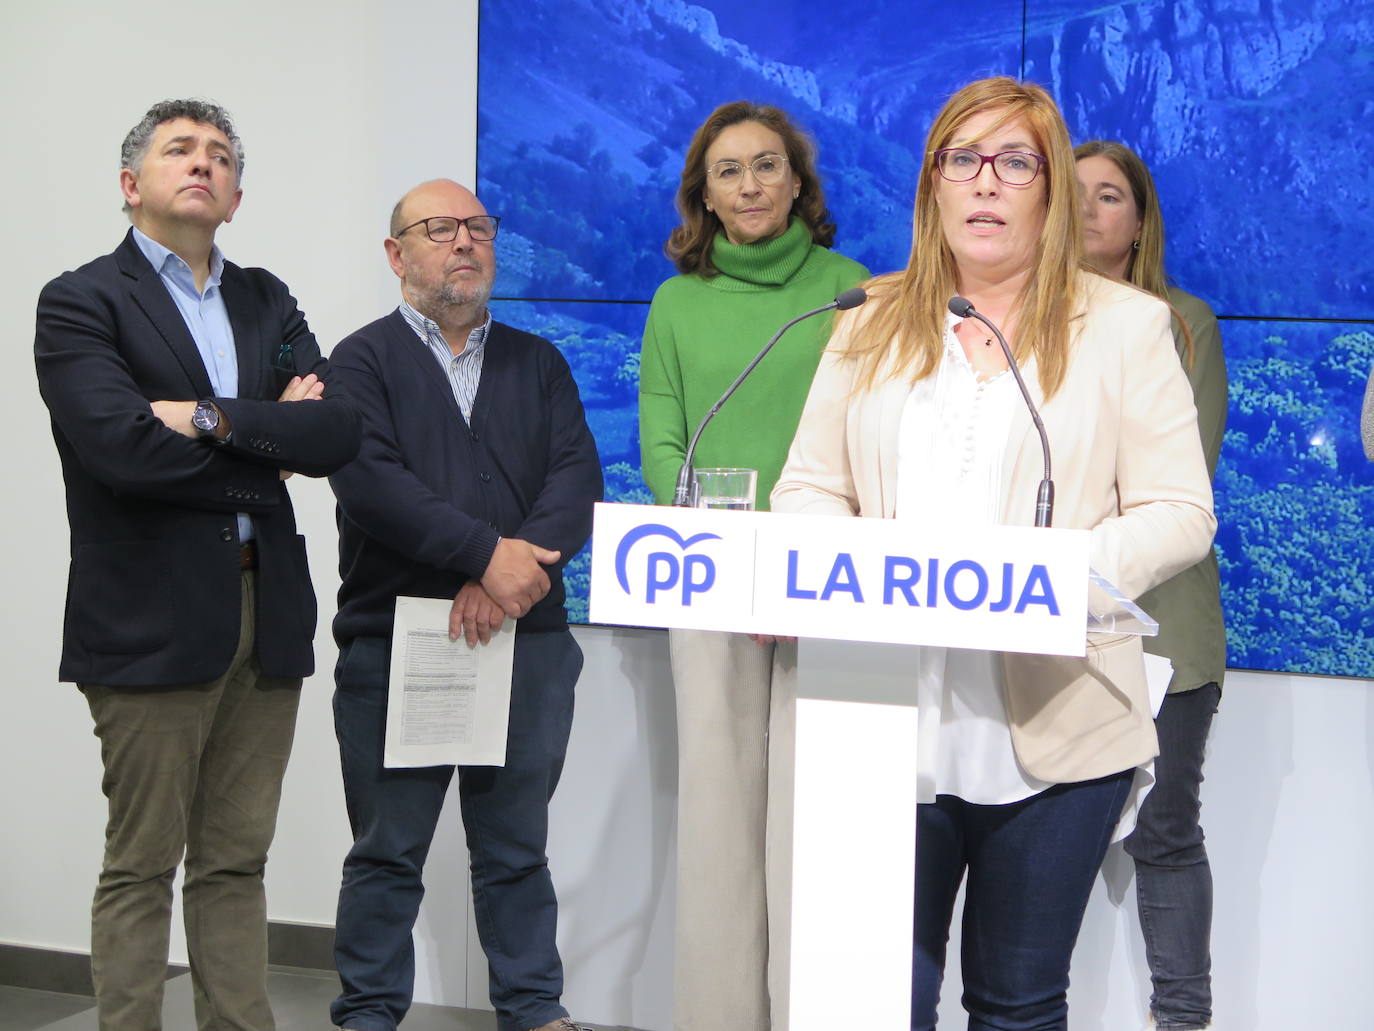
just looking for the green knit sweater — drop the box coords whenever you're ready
[639,219,869,511]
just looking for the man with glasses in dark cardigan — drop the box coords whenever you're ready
[325,179,601,1031]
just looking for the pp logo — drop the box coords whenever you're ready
[614,523,720,606]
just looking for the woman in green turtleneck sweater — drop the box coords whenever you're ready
[638,101,868,1031]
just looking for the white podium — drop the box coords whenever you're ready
[588,503,1154,1029]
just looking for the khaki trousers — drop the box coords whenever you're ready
[82,572,301,1031]
[669,629,796,1031]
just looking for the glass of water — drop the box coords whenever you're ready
[694,467,757,510]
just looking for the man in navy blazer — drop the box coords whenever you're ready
[326,179,601,1031]
[34,99,359,1030]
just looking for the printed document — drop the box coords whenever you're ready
[384,596,515,768]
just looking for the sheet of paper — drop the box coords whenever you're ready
[384,596,515,768]
[1142,652,1173,717]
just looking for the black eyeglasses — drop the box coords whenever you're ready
[395,215,502,243]
[933,148,1045,186]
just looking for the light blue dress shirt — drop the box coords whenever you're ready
[132,227,253,542]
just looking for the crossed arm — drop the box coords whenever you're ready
[35,272,360,511]
[151,372,327,478]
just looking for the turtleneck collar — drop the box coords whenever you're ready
[709,217,814,286]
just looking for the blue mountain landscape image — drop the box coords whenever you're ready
[479,0,1374,677]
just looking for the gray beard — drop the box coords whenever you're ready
[412,277,493,322]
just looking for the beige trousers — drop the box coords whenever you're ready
[669,629,796,1031]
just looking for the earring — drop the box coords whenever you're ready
[1132,239,1140,251]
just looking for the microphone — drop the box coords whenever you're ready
[833,286,868,311]
[672,288,869,506]
[947,296,1055,527]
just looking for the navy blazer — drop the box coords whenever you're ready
[34,229,361,687]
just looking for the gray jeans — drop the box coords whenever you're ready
[1124,682,1221,1030]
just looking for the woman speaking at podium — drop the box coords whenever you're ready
[772,77,1215,1030]
[638,101,868,1030]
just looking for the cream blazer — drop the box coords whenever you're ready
[772,272,1217,784]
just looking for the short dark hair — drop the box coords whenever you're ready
[120,99,244,214]
[666,101,836,277]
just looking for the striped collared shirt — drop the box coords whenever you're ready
[398,299,492,422]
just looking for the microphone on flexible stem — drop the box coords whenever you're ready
[947,295,1055,528]
[672,287,869,507]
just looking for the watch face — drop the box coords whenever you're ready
[193,402,219,433]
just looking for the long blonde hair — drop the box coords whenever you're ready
[838,77,1086,400]
[1073,139,1194,366]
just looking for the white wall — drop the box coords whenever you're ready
[2,3,1370,1030]
[1,0,480,953]
[1013,669,1371,1029]
[410,625,679,1030]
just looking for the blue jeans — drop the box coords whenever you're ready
[330,631,582,1031]
[912,771,1134,1031]
[1124,683,1220,1030]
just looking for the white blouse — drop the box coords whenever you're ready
[895,315,1156,831]
[895,314,1052,805]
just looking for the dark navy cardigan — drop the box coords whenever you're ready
[328,311,602,645]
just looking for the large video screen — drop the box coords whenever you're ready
[479,0,1374,677]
